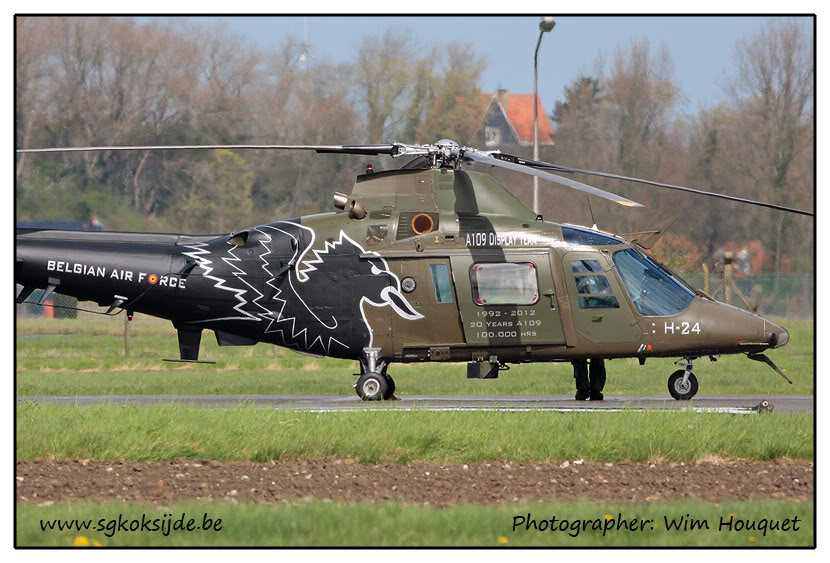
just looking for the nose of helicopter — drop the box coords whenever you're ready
[699,299,789,351]
[747,313,790,349]
[743,310,790,349]
[766,319,789,348]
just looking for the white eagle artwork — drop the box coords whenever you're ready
[182,221,423,356]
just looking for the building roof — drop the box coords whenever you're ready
[422,91,555,146]
[501,93,555,145]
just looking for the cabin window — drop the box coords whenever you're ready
[562,226,623,246]
[612,248,695,316]
[429,264,453,304]
[470,263,539,306]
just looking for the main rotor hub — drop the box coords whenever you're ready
[389,139,478,170]
[435,139,459,152]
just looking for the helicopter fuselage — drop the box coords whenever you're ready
[16,167,788,371]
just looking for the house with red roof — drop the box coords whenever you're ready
[477,90,555,148]
[419,90,555,149]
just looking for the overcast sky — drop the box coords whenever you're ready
[138,15,813,116]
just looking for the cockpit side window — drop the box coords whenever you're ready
[570,260,620,309]
[612,249,695,316]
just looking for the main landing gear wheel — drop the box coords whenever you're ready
[668,369,699,400]
[358,366,395,400]
[357,347,395,401]
[355,372,388,401]
[355,373,395,401]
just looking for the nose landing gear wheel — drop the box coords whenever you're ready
[355,372,389,401]
[668,369,698,400]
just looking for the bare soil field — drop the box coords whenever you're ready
[17,459,812,506]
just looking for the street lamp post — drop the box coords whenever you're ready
[533,16,556,215]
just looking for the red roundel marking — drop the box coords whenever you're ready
[148,274,159,285]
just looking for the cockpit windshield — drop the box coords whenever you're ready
[612,248,695,316]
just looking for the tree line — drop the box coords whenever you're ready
[15,17,813,272]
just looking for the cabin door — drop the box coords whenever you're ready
[384,257,465,347]
[451,251,566,347]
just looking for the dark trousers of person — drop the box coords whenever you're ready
[572,358,606,400]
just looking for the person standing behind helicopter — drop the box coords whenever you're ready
[571,358,606,400]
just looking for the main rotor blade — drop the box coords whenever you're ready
[463,150,643,208]
[16,143,400,156]
[496,153,814,217]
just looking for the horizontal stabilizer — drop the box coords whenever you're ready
[38,278,61,304]
[105,295,128,315]
[15,286,35,304]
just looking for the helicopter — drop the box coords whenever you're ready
[15,139,813,401]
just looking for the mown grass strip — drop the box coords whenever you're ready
[16,404,813,464]
[17,499,813,547]
[16,317,814,397]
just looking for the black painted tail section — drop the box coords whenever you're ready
[15,228,219,312]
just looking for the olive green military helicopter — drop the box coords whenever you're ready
[16,139,813,401]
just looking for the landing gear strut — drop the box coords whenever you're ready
[355,347,395,401]
[668,358,698,400]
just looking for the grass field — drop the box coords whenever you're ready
[16,404,813,463]
[17,499,814,547]
[15,314,815,548]
[15,315,814,397]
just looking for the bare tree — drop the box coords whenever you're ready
[725,18,814,274]
[175,149,254,233]
[356,30,408,142]
[195,24,262,142]
[15,17,53,181]
[419,42,486,145]
[552,75,603,168]
[548,40,683,231]
[603,39,682,179]
[402,54,438,142]
[354,30,432,143]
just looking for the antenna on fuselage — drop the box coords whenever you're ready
[586,197,598,230]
